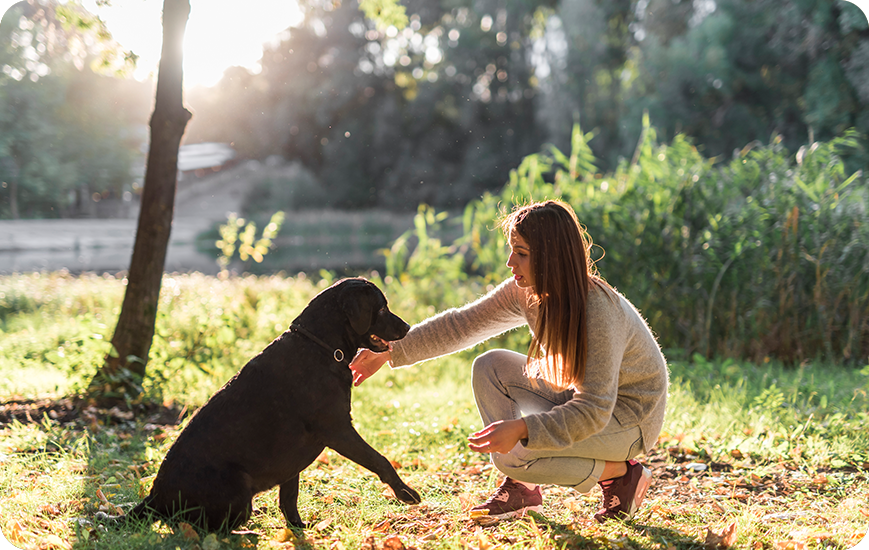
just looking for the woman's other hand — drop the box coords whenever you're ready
[468,419,529,454]
[349,348,390,386]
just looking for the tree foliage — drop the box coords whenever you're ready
[0,0,149,219]
[4,0,869,222]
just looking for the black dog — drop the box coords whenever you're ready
[122,278,419,531]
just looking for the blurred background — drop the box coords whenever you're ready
[0,0,867,275]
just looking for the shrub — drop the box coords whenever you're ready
[390,118,869,365]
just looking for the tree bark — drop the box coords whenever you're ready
[87,0,192,400]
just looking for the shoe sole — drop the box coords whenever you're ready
[627,466,652,516]
[486,504,543,521]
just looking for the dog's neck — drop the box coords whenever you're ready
[290,323,351,365]
[291,307,358,366]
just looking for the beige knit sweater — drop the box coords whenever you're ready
[390,278,668,453]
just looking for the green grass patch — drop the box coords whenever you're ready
[1,272,867,549]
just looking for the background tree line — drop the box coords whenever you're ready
[1,0,867,218]
[0,0,152,219]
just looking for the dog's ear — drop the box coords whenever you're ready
[343,289,374,335]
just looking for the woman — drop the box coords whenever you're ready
[350,200,668,522]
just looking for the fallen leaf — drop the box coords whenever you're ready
[274,528,295,543]
[773,541,806,550]
[705,522,738,549]
[42,533,72,550]
[477,532,495,550]
[382,535,406,550]
[473,515,500,527]
[176,522,200,541]
[390,460,402,469]
[315,517,332,531]
[360,535,377,550]
[6,519,31,545]
[372,519,391,532]
[95,488,123,516]
[38,503,62,517]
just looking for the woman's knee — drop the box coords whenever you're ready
[472,349,509,392]
[492,453,532,481]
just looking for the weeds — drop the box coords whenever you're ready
[393,122,869,365]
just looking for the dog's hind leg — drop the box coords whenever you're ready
[279,475,305,529]
[325,427,421,505]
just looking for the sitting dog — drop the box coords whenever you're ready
[121,277,419,531]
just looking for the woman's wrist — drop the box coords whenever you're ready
[385,342,395,368]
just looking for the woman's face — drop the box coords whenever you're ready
[507,231,535,289]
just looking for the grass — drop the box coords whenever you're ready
[1,272,868,550]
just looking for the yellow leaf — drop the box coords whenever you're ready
[705,522,737,549]
[274,528,296,543]
[6,519,30,544]
[43,533,72,550]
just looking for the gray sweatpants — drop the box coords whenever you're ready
[471,349,644,493]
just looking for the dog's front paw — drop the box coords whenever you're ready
[394,484,421,505]
[283,512,305,530]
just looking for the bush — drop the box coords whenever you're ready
[389,118,869,365]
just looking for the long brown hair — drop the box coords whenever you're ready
[499,200,606,390]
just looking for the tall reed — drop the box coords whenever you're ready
[389,117,869,365]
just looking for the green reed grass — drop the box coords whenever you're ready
[391,121,869,366]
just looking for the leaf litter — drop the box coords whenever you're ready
[2,400,868,549]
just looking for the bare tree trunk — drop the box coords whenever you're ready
[87,0,192,400]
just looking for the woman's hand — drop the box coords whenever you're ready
[468,419,529,454]
[349,348,391,386]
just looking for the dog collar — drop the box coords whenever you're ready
[289,324,348,364]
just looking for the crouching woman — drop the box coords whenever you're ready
[351,200,669,522]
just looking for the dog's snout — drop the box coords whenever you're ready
[388,313,410,340]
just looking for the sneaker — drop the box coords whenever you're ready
[594,459,652,523]
[470,478,543,520]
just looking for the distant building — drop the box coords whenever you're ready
[177,143,237,179]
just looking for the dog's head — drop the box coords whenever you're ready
[336,278,410,352]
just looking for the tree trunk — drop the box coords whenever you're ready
[87,0,192,400]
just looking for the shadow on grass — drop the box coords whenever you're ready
[529,512,705,550]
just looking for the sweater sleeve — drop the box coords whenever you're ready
[390,279,529,368]
[521,287,629,451]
